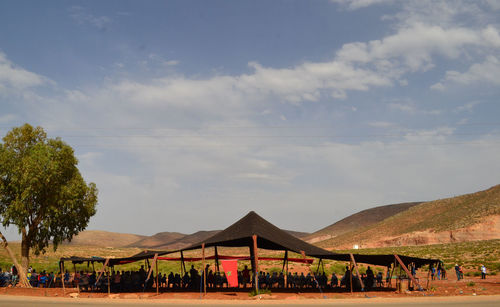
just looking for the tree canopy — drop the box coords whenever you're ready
[0,124,97,268]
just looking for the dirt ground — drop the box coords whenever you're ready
[0,274,499,301]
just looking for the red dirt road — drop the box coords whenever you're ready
[0,275,498,301]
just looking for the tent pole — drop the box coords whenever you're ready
[389,259,396,288]
[315,258,322,275]
[394,255,423,291]
[60,261,66,295]
[145,253,158,292]
[95,258,110,287]
[156,256,159,295]
[282,250,288,289]
[251,235,259,294]
[349,253,365,291]
[180,251,184,279]
[202,243,206,296]
[180,251,186,279]
[107,266,110,295]
[214,246,220,273]
[349,259,353,294]
[426,263,432,290]
[281,250,287,273]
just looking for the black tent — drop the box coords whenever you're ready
[59,211,441,292]
[181,211,334,257]
[181,211,439,267]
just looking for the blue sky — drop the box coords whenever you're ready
[1,0,500,238]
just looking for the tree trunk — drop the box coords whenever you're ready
[0,230,31,287]
[21,234,30,270]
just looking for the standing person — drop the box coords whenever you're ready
[481,265,487,279]
[437,263,443,280]
[459,265,464,280]
[11,264,18,286]
[454,264,461,281]
[386,265,392,284]
[242,265,250,289]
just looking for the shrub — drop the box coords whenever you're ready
[467,281,476,287]
[249,289,271,297]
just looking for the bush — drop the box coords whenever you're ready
[249,289,271,297]
[467,282,476,287]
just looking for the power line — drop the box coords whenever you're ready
[70,140,500,148]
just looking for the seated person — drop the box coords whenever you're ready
[331,272,338,287]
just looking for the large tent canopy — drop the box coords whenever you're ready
[181,211,333,257]
[60,211,440,269]
[179,211,440,269]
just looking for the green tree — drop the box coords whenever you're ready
[0,124,97,270]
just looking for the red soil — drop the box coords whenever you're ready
[0,274,498,301]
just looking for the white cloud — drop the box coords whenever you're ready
[0,114,17,124]
[147,54,179,67]
[430,82,445,91]
[331,0,394,10]
[0,52,46,92]
[337,23,500,72]
[388,102,416,114]
[439,56,500,87]
[402,126,454,142]
[368,121,395,128]
[386,1,491,29]
[68,6,111,30]
[455,101,481,113]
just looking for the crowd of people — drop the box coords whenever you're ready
[0,262,489,291]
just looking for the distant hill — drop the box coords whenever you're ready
[284,230,310,239]
[127,231,186,248]
[66,230,146,248]
[317,184,500,249]
[148,230,221,250]
[66,227,310,250]
[306,202,421,243]
[142,229,310,249]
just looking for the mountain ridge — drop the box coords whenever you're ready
[317,184,500,249]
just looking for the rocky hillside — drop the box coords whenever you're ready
[318,184,500,249]
[306,202,421,243]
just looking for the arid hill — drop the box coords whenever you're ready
[283,230,310,239]
[66,230,146,248]
[317,184,500,249]
[148,230,221,250]
[306,202,421,243]
[126,231,186,248]
[67,227,310,249]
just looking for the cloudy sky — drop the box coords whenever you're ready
[1,0,499,238]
